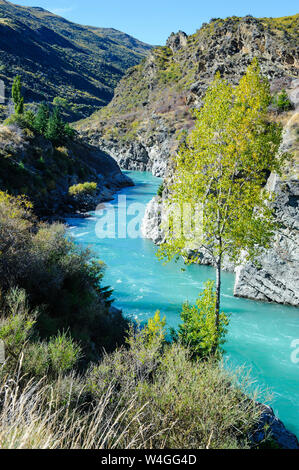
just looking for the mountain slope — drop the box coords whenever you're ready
[0,0,152,120]
[77,14,298,175]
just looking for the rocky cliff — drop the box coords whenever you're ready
[234,101,299,305]
[141,89,299,306]
[0,123,133,218]
[78,14,299,306]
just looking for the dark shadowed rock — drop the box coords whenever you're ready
[252,403,299,449]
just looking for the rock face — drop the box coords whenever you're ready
[253,404,299,449]
[166,30,188,52]
[141,196,164,244]
[234,85,299,306]
[234,177,299,305]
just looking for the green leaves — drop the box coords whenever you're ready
[178,280,229,359]
[68,182,97,197]
[159,59,285,266]
[272,89,293,112]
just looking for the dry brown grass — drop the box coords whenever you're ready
[0,365,155,449]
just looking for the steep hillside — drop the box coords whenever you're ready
[0,0,152,120]
[78,14,298,176]
[0,123,132,217]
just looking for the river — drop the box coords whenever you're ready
[67,170,299,437]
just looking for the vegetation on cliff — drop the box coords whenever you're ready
[0,191,128,360]
[77,14,298,173]
[0,77,130,216]
[0,0,152,121]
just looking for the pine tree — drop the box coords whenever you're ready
[158,59,288,353]
[45,107,64,144]
[33,102,50,135]
[276,89,292,112]
[11,76,24,115]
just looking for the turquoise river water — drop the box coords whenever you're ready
[67,171,299,437]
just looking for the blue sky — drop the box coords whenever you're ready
[12,0,299,45]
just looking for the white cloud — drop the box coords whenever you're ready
[50,6,75,16]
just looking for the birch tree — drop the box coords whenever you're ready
[158,59,287,352]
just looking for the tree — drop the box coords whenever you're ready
[53,96,70,109]
[158,60,287,353]
[275,89,292,112]
[45,107,75,144]
[11,75,24,115]
[45,107,64,144]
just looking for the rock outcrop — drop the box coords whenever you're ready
[141,196,164,244]
[234,176,299,305]
[253,404,299,449]
[0,124,133,218]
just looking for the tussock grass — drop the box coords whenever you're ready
[0,336,263,449]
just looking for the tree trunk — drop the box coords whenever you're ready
[215,258,221,332]
[213,254,222,355]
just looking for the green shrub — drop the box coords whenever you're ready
[0,308,264,449]
[176,280,229,359]
[53,97,70,109]
[0,288,37,360]
[69,181,97,197]
[273,89,293,112]
[86,321,262,449]
[48,332,81,375]
[33,102,49,134]
[0,191,128,360]
[4,111,35,130]
[157,182,164,197]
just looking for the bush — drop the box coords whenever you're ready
[0,191,128,360]
[0,310,266,449]
[48,332,81,375]
[272,89,293,112]
[0,288,37,360]
[176,280,229,359]
[0,288,81,378]
[157,182,164,197]
[86,322,262,449]
[4,111,35,130]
